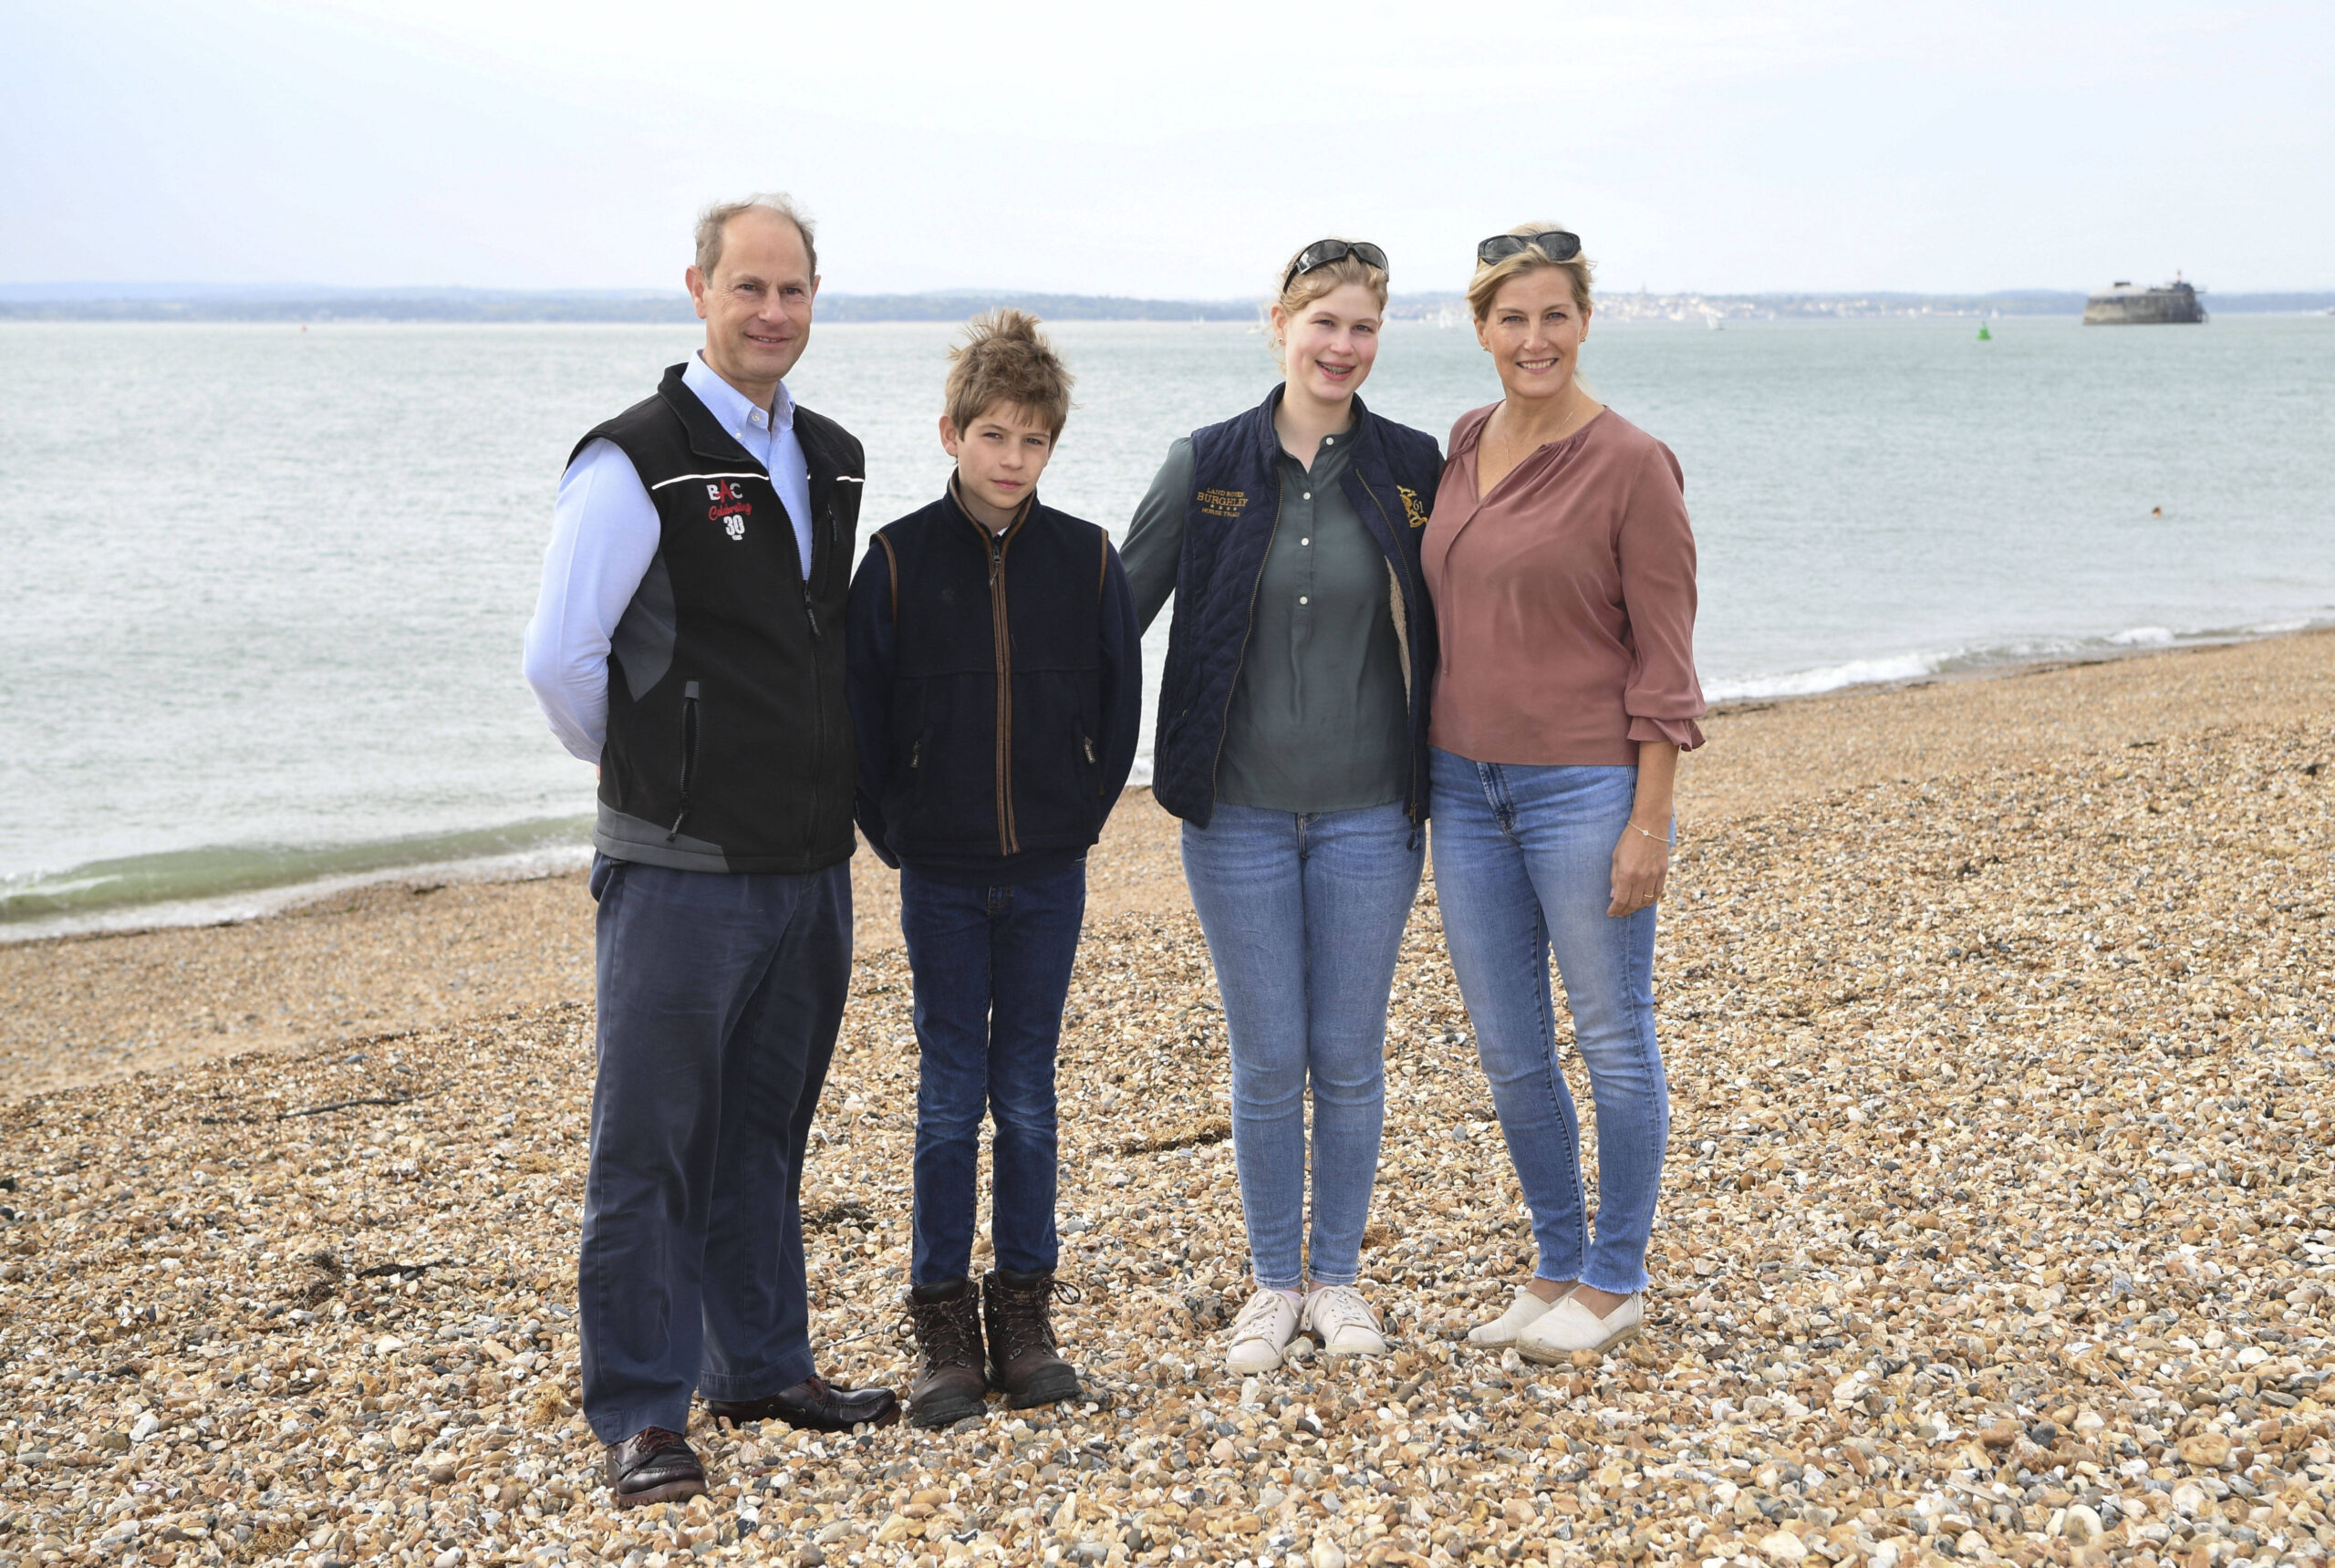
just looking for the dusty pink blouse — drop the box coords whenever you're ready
[1423,405,1706,766]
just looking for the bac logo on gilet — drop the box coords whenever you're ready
[705,480,752,542]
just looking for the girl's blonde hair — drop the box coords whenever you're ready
[1466,221,1594,322]
[1268,240,1389,367]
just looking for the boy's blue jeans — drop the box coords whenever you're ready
[1427,749,1671,1296]
[899,863,1086,1287]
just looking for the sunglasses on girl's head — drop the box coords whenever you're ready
[1476,230,1582,266]
[1282,239,1389,290]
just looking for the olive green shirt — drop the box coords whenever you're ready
[1124,430,1410,814]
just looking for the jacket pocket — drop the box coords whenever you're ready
[669,680,701,841]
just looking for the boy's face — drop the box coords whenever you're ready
[940,402,1055,527]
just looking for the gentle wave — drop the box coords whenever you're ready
[0,818,595,940]
[1702,618,2334,704]
[6,617,2326,940]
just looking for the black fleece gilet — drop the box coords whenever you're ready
[570,363,865,874]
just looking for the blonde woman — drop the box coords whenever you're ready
[1422,224,1704,1361]
[1122,240,1442,1372]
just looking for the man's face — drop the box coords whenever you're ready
[685,210,818,397]
[939,402,1056,527]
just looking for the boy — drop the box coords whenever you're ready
[846,310,1140,1428]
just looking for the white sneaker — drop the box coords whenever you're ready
[1467,1284,1568,1348]
[1515,1291,1645,1363]
[1302,1285,1387,1358]
[1225,1288,1303,1374]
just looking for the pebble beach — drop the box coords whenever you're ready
[3,633,2332,1568]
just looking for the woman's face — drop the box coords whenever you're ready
[1475,269,1591,405]
[1272,282,1382,407]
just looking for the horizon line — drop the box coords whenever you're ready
[9,281,2335,301]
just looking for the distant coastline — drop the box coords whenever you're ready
[5,282,2333,325]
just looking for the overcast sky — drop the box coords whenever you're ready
[6,0,2330,297]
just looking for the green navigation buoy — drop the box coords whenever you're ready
[1977,324,1993,340]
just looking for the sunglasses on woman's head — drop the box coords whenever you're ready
[1282,239,1389,291]
[1476,230,1582,266]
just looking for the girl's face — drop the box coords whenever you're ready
[1272,282,1383,407]
[1475,269,1591,405]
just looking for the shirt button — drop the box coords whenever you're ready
[1302,492,1312,501]
[1299,596,1310,605]
[1301,537,1311,545]
[1323,436,1334,444]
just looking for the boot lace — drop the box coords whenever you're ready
[988,1275,1082,1361]
[901,1291,983,1373]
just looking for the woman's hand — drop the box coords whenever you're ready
[1609,740,1679,918]
[1608,824,1669,917]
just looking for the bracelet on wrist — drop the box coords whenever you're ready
[1627,820,1672,846]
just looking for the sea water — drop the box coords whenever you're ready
[3,314,2330,931]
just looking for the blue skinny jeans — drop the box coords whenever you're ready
[1181,802,1423,1291]
[1428,749,1670,1295]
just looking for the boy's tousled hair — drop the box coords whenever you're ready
[945,309,1075,440]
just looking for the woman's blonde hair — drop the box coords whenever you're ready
[1466,221,1594,322]
[1268,239,1389,367]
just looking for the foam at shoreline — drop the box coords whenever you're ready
[9,620,2331,943]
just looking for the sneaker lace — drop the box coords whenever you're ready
[1308,1286,1380,1340]
[1229,1289,1295,1343]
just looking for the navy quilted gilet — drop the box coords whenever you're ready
[1151,386,1443,828]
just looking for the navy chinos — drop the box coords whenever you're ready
[578,853,851,1444]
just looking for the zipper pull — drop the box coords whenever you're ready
[909,739,921,769]
[800,581,821,639]
[1082,736,1095,764]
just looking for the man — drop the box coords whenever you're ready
[523,192,897,1509]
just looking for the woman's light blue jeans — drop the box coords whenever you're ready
[1428,749,1670,1295]
[1181,802,1423,1292]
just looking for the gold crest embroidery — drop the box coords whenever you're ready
[1196,488,1247,519]
[1397,485,1429,528]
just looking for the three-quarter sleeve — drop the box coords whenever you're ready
[1616,441,1706,752]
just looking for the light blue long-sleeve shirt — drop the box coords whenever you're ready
[522,353,816,762]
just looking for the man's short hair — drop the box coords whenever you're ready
[694,193,818,280]
[945,309,1075,441]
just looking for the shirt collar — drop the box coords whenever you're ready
[684,351,795,440]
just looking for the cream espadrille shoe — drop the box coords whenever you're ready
[1515,1291,1644,1363]
[1467,1284,1569,1349]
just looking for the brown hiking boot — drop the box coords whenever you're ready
[981,1269,1084,1410]
[903,1277,989,1429]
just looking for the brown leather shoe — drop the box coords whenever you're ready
[707,1376,899,1432]
[605,1427,705,1508]
[981,1269,1084,1410]
[904,1276,989,1429]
